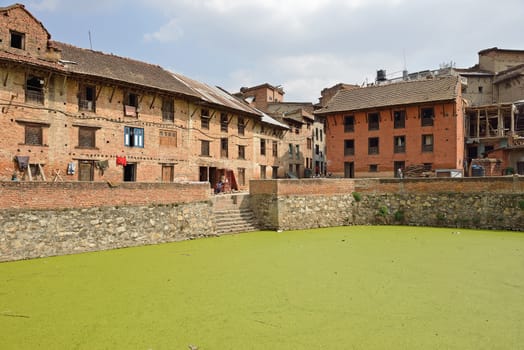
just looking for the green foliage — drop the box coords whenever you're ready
[436,212,446,221]
[352,192,362,202]
[378,205,388,217]
[519,199,524,210]
[394,210,405,222]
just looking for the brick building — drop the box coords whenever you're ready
[316,76,465,178]
[0,4,285,189]
[236,84,326,178]
[458,48,524,175]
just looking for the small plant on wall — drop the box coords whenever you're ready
[378,205,388,217]
[352,192,362,202]
[519,199,524,210]
[394,210,405,222]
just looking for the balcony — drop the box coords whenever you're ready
[25,90,44,104]
[79,99,95,112]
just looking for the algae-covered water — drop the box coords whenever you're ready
[1,226,523,349]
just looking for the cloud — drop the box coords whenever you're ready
[143,19,184,42]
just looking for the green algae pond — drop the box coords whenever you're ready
[1,226,523,349]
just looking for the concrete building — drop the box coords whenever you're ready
[0,4,286,189]
[316,76,465,178]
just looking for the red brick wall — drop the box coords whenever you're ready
[0,181,210,210]
[250,177,523,196]
[0,5,51,60]
[326,99,464,177]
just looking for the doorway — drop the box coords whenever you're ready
[123,163,136,182]
[344,162,354,178]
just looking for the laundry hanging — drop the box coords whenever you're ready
[116,156,127,166]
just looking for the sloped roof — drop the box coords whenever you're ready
[54,42,197,97]
[172,73,259,116]
[315,76,460,115]
[493,64,524,84]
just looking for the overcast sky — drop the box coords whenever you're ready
[14,0,524,102]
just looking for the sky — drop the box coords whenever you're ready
[9,0,524,102]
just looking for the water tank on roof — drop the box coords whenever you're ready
[376,69,387,82]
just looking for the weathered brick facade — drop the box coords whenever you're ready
[0,4,287,190]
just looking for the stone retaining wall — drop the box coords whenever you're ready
[0,201,214,262]
[250,177,524,231]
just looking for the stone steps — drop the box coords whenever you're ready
[214,208,259,234]
[212,194,259,234]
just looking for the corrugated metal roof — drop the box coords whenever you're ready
[316,76,460,115]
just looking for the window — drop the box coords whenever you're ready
[295,145,300,159]
[238,168,246,186]
[162,98,175,122]
[78,160,94,181]
[368,113,379,130]
[307,138,312,150]
[423,163,433,171]
[369,164,378,172]
[161,164,174,182]
[159,130,177,147]
[220,113,228,132]
[315,128,319,141]
[394,110,405,129]
[24,124,43,145]
[260,139,266,156]
[272,166,278,179]
[421,107,434,127]
[344,139,355,156]
[260,165,266,179]
[394,136,406,153]
[201,109,210,129]
[344,115,355,132]
[25,76,44,104]
[124,92,139,117]
[238,117,245,136]
[478,86,483,93]
[201,140,210,156]
[10,31,25,50]
[78,85,96,112]
[238,145,246,159]
[288,144,293,158]
[78,127,97,149]
[368,137,379,155]
[422,134,433,152]
[272,141,278,157]
[124,127,144,148]
[320,130,323,142]
[315,144,320,155]
[220,138,228,158]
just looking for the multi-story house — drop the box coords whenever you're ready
[458,48,524,175]
[0,3,284,190]
[236,84,324,178]
[316,76,465,178]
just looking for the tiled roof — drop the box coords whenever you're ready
[172,73,259,116]
[0,50,64,71]
[53,42,197,97]
[315,76,460,115]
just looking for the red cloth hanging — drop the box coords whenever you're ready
[116,156,127,166]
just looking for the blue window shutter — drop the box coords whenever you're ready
[124,126,130,146]
[136,128,144,147]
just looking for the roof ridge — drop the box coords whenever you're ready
[53,41,166,70]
